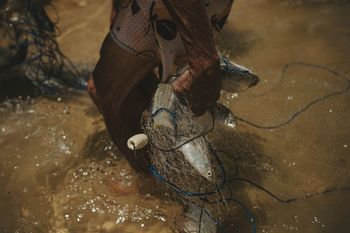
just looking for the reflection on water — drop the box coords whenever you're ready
[1,0,350,232]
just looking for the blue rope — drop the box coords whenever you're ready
[149,160,225,197]
[147,100,350,232]
[147,102,257,231]
[225,198,257,233]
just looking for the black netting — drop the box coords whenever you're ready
[0,0,88,93]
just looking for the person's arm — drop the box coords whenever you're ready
[162,0,221,116]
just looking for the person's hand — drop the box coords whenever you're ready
[162,0,223,116]
[171,60,221,116]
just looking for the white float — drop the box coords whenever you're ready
[127,133,149,150]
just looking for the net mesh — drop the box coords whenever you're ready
[140,60,350,232]
[0,0,87,93]
[141,84,246,232]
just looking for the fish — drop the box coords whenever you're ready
[212,102,237,130]
[183,202,217,233]
[220,57,260,92]
[137,55,261,183]
[172,57,260,93]
[151,83,177,131]
[150,84,216,182]
[177,136,214,181]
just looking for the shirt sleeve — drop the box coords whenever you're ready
[161,0,220,79]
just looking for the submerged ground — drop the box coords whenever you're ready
[0,0,350,232]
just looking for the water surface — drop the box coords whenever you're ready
[0,0,349,232]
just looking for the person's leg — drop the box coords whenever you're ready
[87,75,101,112]
[91,34,159,173]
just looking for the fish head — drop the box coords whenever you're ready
[212,103,237,129]
[203,168,215,182]
[179,137,218,183]
[221,58,260,92]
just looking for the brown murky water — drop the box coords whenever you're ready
[1,0,350,232]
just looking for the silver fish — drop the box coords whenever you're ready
[183,202,218,233]
[220,57,260,92]
[175,57,260,93]
[213,102,237,129]
[151,84,215,182]
[177,136,214,181]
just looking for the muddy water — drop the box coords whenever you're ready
[1,0,350,232]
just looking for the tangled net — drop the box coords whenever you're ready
[141,63,350,233]
[0,0,87,93]
[142,94,257,232]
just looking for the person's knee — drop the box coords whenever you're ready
[87,74,102,112]
[87,75,96,95]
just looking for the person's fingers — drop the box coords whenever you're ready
[171,73,221,116]
[214,83,221,101]
[206,99,216,110]
[191,104,207,116]
[171,80,182,95]
[171,71,191,94]
[190,94,215,116]
[193,98,216,115]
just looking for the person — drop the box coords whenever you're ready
[88,0,234,172]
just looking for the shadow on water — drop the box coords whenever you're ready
[0,72,40,102]
[218,29,261,59]
[209,125,272,232]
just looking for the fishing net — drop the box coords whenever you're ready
[141,83,252,232]
[0,0,87,93]
[141,62,350,233]
[144,94,223,193]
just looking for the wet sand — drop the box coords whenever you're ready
[0,0,349,232]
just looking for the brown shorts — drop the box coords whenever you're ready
[92,35,159,173]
